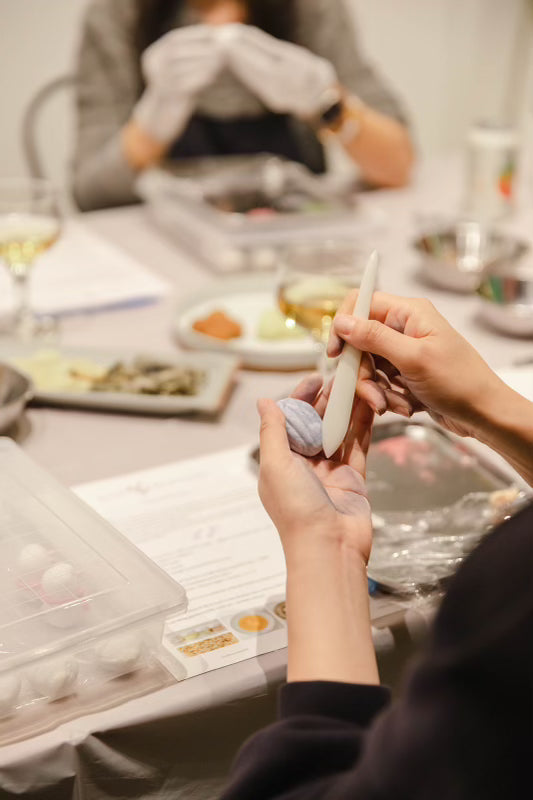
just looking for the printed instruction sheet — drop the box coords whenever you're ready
[76,446,408,679]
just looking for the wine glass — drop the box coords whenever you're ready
[0,178,61,341]
[277,240,375,375]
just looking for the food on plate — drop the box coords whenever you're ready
[89,358,205,396]
[11,350,206,396]
[192,310,242,340]
[257,308,307,341]
[12,349,105,392]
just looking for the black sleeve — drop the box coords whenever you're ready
[221,503,533,800]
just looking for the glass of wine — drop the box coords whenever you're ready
[277,240,375,374]
[0,178,61,341]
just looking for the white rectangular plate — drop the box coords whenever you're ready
[1,345,240,416]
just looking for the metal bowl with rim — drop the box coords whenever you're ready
[477,257,533,337]
[413,221,528,293]
[0,363,33,432]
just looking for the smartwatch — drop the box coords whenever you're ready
[319,95,364,145]
[320,99,345,130]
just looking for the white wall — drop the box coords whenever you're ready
[352,0,533,152]
[0,0,88,181]
[0,0,532,182]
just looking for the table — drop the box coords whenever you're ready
[0,156,530,798]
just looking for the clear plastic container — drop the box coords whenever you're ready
[137,155,379,272]
[0,438,187,730]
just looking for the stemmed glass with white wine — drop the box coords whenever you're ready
[277,240,375,374]
[0,178,61,341]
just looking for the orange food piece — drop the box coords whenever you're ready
[192,310,242,340]
[499,173,513,199]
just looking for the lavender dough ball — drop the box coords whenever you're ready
[277,397,323,457]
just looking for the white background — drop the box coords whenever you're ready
[0,0,532,183]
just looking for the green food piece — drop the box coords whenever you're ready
[257,309,307,341]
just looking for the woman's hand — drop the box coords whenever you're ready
[328,292,506,439]
[258,374,380,685]
[227,25,338,118]
[133,26,224,144]
[258,373,374,567]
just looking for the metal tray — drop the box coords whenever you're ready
[366,421,522,594]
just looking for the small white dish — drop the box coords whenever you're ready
[174,274,320,370]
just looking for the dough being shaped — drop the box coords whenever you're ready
[277,397,323,457]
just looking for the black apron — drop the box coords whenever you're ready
[169,113,326,173]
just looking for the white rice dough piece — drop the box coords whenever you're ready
[96,634,145,675]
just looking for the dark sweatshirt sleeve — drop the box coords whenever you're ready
[221,682,390,800]
[221,503,533,800]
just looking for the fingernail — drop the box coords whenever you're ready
[256,398,269,416]
[395,407,411,418]
[335,314,355,336]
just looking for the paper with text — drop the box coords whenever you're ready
[75,448,288,678]
[75,447,409,679]
[0,221,168,317]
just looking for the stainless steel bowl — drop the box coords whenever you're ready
[0,363,33,432]
[413,221,528,293]
[477,259,533,337]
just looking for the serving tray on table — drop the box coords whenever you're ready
[366,420,527,595]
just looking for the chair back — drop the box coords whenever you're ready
[21,74,77,201]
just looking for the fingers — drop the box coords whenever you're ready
[327,290,357,357]
[143,25,224,82]
[257,398,292,471]
[381,387,420,418]
[358,380,387,416]
[289,373,323,405]
[329,314,419,373]
[342,398,374,476]
[356,353,387,416]
[327,291,420,358]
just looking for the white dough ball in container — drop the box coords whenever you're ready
[41,562,78,603]
[29,658,78,700]
[17,543,51,574]
[0,673,22,717]
[96,634,145,676]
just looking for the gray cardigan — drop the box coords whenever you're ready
[73,0,408,211]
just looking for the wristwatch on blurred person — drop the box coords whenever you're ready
[318,90,365,146]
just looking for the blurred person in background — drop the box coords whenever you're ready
[73,0,414,211]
